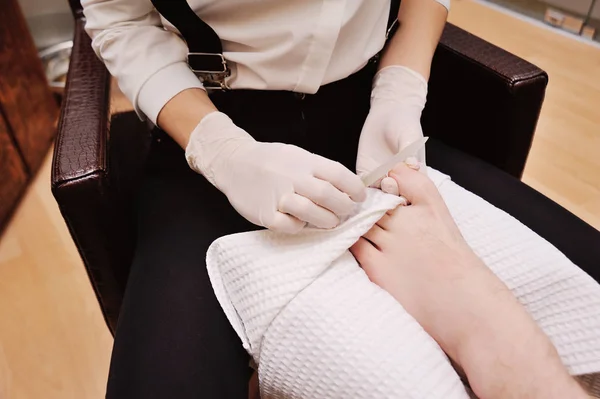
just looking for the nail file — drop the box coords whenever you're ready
[361,137,429,188]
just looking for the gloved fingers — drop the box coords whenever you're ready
[369,177,383,189]
[380,177,399,196]
[295,178,356,216]
[355,161,381,184]
[416,144,427,165]
[404,157,421,171]
[266,211,307,234]
[312,156,367,202]
[278,193,340,229]
[371,66,428,106]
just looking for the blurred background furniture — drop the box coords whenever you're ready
[51,0,549,334]
[484,0,599,41]
[18,0,74,96]
[18,0,73,50]
[0,0,58,233]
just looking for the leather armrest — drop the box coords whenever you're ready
[423,24,548,178]
[51,18,121,333]
[52,19,110,183]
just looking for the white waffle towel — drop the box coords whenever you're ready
[206,168,600,398]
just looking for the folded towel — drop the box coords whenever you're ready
[206,168,600,398]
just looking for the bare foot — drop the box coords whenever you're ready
[351,163,491,343]
[350,163,587,399]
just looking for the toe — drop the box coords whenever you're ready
[350,237,384,276]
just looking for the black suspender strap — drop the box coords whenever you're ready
[388,0,400,38]
[151,0,231,90]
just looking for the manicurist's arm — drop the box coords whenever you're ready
[82,0,208,146]
[379,0,449,78]
[355,0,449,192]
[157,88,216,148]
[82,0,367,233]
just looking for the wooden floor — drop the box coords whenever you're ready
[452,0,600,230]
[0,1,598,398]
[0,153,113,399]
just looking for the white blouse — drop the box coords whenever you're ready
[82,0,450,123]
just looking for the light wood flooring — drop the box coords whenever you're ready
[452,0,600,230]
[0,1,598,397]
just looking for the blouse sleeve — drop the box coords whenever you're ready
[82,0,204,123]
[435,0,451,11]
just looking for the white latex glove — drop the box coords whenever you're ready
[186,112,367,234]
[356,66,428,196]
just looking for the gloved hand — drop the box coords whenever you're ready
[186,112,367,234]
[356,66,428,195]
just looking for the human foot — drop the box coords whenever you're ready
[350,163,587,399]
[350,162,493,344]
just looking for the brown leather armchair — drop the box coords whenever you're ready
[51,1,548,334]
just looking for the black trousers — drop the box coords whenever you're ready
[106,64,600,398]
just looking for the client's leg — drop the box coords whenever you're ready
[351,163,590,399]
[427,139,600,283]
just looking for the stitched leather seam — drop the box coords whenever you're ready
[52,20,111,185]
[439,25,545,91]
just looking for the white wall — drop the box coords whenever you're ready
[594,0,600,20]
[18,0,70,18]
[17,0,73,49]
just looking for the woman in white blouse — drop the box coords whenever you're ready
[80,0,599,398]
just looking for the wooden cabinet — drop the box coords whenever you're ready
[543,0,592,16]
[542,0,600,19]
[0,0,59,232]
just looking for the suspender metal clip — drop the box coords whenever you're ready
[187,52,231,90]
